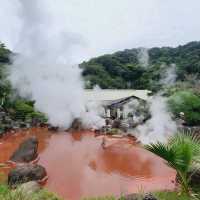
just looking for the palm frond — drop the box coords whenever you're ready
[170,132,200,156]
[146,131,200,195]
[145,142,177,169]
[145,132,200,173]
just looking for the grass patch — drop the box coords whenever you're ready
[0,184,63,200]
[154,192,190,200]
[82,191,200,200]
[82,196,116,200]
[154,191,200,200]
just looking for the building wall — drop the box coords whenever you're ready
[103,97,150,128]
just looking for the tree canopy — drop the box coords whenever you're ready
[80,41,200,91]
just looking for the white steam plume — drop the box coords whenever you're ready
[137,47,149,68]
[136,95,177,144]
[82,86,105,130]
[160,63,177,86]
[7,0,96,128]
[135,63,178,144]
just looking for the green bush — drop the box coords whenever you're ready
[29,111,48,123]
[168,91,200,126]
[13,100,47,123]
[14,100,34,120]
[0,42,11,63]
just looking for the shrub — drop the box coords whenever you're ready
[13,100,47,123]
[28,111,48,123]
[14,100,34,120]
[168,91,200,126]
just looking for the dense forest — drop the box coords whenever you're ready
[81,41,200,91]
[0,41,200,129]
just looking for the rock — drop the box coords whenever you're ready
[105,118,112,126]
[122,194,138,200]
[70,118,83,131]
[176,169,200,186]
[8,164,47,187]
[10,137,38,163]
[3,124,13,132]
[143,193,158,200]
[127,134,138,142]
[48,125,59,132]
[17,181,41,194]
[189,169,200,186]
[32,118,41,126]
[0,111,6,117]
[107,128,120,135]
[4,116,12,122]
[19,122,28,128]
[122,193,157,200]
[40,122,48,128]
[12,123,20,130]
[112,119,121,129]
[94,129,101,135]
[101,125,112,134]
[120,121,129,132]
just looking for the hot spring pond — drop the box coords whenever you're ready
[0,128,176,200]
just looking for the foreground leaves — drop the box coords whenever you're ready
[145,132,200,195]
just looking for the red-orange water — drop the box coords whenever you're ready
[0,128,176,200]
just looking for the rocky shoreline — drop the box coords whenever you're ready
[0,108,48,137]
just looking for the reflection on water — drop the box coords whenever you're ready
[0,128,176,200]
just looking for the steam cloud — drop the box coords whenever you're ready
[136,96,177,144]
[135,51,177,144]
[137,48,149,68]
[160,64,177,86]
[7,0,102,128]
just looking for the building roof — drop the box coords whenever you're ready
[84,89,151,102]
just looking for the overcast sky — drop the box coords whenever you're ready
[0,0,200,61]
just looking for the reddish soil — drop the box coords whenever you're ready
[0,128,176,200]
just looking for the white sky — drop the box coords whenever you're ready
[0,0,200,62]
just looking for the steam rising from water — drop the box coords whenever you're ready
[136,96,177,144]
[136,51,177,144]
[7,0,99,128]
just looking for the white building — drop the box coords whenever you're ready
[84,89,151,120]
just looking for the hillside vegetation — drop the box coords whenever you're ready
[81,41,200,91]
